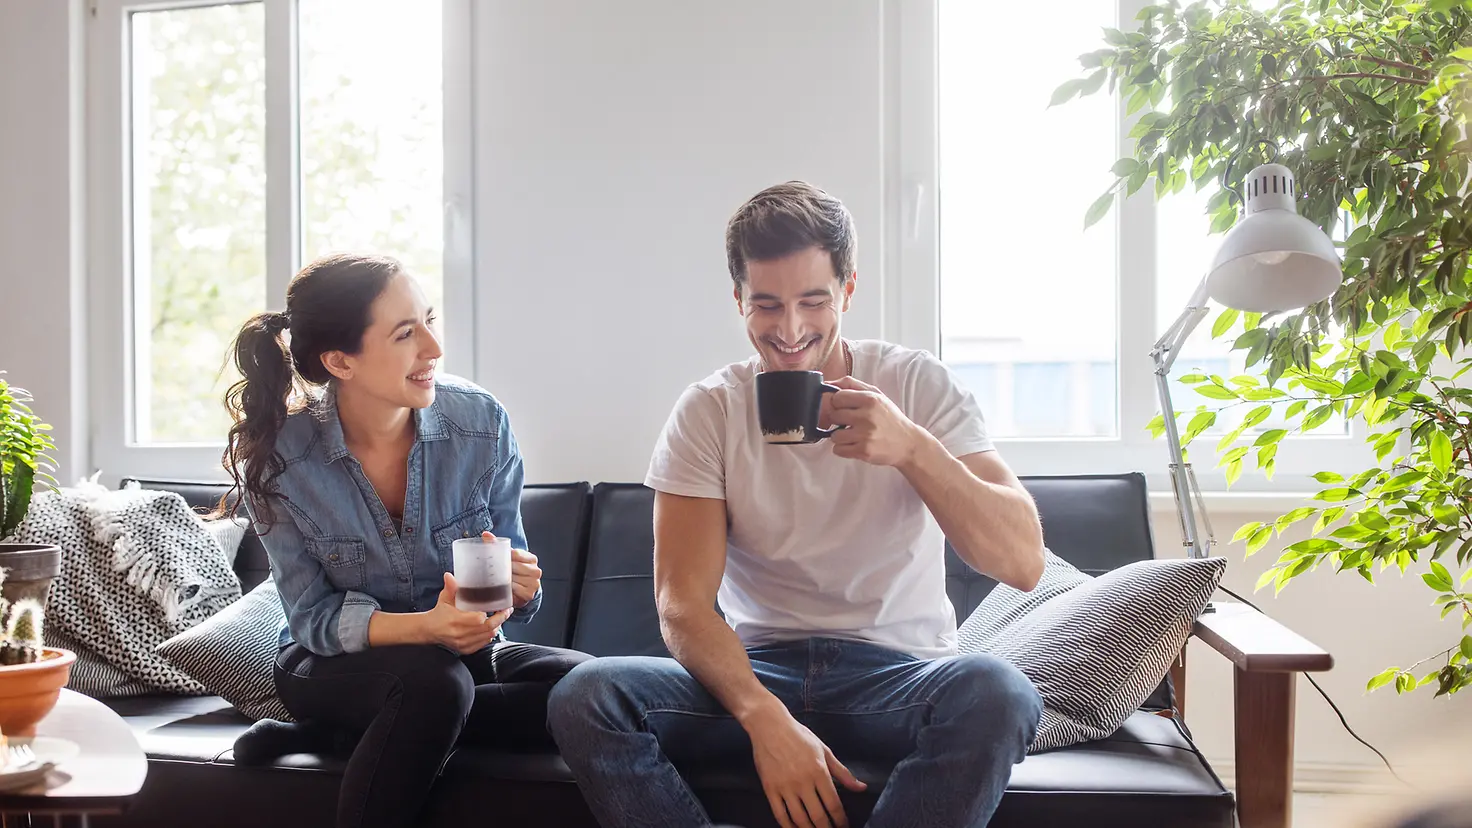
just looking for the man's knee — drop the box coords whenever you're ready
[547,657,641,734]
[943,654,1042,735]
[548,656,699,737]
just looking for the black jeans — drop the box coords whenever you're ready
[275,640,591,828]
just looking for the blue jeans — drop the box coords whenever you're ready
[547,637,1042,828]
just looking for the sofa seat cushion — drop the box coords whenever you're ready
[104,696,1231,828]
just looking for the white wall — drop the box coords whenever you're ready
[1,0,1466,793]
[473,0,886,485]
[0,0,88,486]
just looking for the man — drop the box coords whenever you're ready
[548,181,1046,828]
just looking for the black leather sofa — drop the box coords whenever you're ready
[92,473,1255,828]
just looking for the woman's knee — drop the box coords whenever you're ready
[382,645,476,716]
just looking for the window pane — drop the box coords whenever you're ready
[1157,185,1233,421]
[1013,363,1072,436]
[938,0,1118,438]
[300,0,445,345]
[131,4,266,444]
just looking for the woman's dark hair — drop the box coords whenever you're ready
[219,253,403,524]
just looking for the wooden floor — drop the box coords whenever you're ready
[1295,792,1442,828]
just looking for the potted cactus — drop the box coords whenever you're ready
[0,372,61,609]
[0,566,74,737]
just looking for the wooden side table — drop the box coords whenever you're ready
[0,688,147,827]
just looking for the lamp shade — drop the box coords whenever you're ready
[1205,163,1342,313]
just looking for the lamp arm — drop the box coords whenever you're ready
[1152,276,1217,560]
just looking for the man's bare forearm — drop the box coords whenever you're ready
[662,608,782,725]
[897,430,1045,590]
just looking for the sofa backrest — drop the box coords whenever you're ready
[569,473,1157,658]
[117,472,1159,660]
[118,477,596,649]
[570,483,666,657]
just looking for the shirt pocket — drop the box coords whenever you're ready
[431,506,494,571]
[304,536,368,592]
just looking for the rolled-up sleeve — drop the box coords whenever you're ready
[248,496,380,656]
[484,404,541,624]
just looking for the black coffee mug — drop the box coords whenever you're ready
[756,370,842,444]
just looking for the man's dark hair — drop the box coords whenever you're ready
[725,181,856,286]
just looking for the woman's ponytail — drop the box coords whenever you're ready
[219,310,297,524]
[216,253,404,522]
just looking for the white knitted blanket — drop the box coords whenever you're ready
[9,481,241,696]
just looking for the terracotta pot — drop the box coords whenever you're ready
[0,544,62,609]
[0,647,75,737]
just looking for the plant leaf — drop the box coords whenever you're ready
[1431,431,1453,474]
[1195,385,1239,401]
[1084,190,1116,229]
[1050,77,1087,107]
[1367,668,1400,692]
[1212,308,1241,339]
[1233,521,1265,542]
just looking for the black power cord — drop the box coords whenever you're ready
[1214,584,1414,790]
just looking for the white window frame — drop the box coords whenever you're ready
[885,0,1371,497]
[86,0,474,482]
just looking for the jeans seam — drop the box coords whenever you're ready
[635,710,723,824]
[642,708,733,720]
[804,701,934,718]
[340,674,404,828]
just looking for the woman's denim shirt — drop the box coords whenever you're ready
[247,375,541,656]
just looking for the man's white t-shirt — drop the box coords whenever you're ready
[644,339,994,660]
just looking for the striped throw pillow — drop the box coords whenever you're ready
[958,553,1224,753]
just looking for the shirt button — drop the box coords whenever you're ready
[328,553,339,562]
[382,528,394,538]
[405,526,414,534]
[399,574,410,583]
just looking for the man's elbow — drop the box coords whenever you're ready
[999,526,1046,592]
[656,592,714,643]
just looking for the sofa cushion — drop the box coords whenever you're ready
[101,695,1230,828]
[969,556,1226,752]
[156,579,292,722]
[203,515,249,568]
[506,483,593,649]
[956,548,1091,653]
[944,472,1174,712]
[570,483,669,657]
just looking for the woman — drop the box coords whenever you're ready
[220,253,590,828]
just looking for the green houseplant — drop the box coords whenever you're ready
[0,372,61,607]
[0,372,73,738]
[1056,0,1472,696]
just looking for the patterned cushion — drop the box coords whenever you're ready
[956,549,1089,653]
[156,580,292,721]
[203,516,249,568]
[12,484,240,697]
[958,554,1225,753]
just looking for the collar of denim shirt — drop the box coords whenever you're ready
[314,387,450,465]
